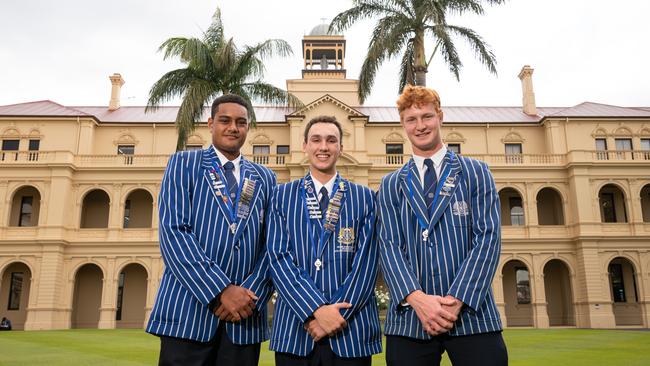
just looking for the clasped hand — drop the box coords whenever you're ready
[304,302,352,341]
[406,291,462,336]
[214,285,258,322]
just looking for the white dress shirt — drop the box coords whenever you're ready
[412,145,448,188]
[213,146,242,184]
[312,173,337,200]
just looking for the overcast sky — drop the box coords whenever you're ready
[1,0,649,108]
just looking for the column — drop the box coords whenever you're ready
[98,258,117,329]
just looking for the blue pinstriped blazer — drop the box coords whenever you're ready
[146,146,276,344]
[378,151,503,339]
[267,175,382,357]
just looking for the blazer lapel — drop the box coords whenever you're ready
[201,147,234,226]
[399,159,429,228]
[232,158,263,242]
[428,151,462,230]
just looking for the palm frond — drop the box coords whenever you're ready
[447,24,497,75]
[329,0,404,33]
[398,40,415,92]
[428,24,462,80]
[174,79,216,150]
[145,68,195,111]
[358,15,412,102]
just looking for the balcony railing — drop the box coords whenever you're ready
[2,151,648,169]
[250,154,288,167]
[368,154,410,166]
[591,150,650,161]
[75,154,170,168]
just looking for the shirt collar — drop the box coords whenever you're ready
[312,173,337,196]
[212,145,241,167]
[413,145,448,171]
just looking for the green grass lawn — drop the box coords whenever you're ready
[0,328,649,365]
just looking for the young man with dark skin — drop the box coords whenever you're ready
[147,94,276,365]
[267,116,381,365]
[378,86,508,366]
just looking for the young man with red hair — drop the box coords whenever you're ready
[377,85,507,366]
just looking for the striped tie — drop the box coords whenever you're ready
[423,158,437,211]
[222,162,238,201]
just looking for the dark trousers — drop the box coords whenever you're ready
[386,331,508,366]
[275,339,371,366]
[158,324,261,366]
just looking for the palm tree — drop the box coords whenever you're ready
[147,8,301,150]
[330,0,504,103]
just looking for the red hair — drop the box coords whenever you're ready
[396,85,442,114]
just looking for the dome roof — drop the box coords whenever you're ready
[309,23,331,36]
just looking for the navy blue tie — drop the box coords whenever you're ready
[319,186,329,213]
[423,159,438,210]
[222,161,238,201]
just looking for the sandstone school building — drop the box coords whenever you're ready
[1,25,650,331]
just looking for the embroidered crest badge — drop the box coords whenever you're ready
[452,201,470,216]
[338,227,355,245]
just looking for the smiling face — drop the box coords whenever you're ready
[400,102,444,156]
[302,122,342,179]
[207,102,249,160]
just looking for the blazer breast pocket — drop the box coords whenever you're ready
[335,220,358,254]
[451,200,471,227]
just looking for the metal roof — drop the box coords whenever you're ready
[2,100,649,124]
[547,102,650,118]
[0,100,90,117]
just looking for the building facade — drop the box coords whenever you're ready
[1,26,650,331]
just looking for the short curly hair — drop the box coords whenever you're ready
[396,85,442,114]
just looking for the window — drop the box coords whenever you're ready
[185,145,203,150]
[447,143,461,154]
[515,267,531,304]
[615,138,633,160]
[28,139,40,161]
[609,263,625,302]
[116,272,125,321]
[19,196,33,227]
[118,145,135,165]
[8,272,23,310]
[595,138,608,160]
[253,145,270,165]
[276,145,289,164]
[385,144,404,165]
[276,145,290,155]
[1,139,19,161]
[600,192,617,223]
[123,199,131,228]
[640,138,650,160]
[505,143,522,164]
[509,197,524,226]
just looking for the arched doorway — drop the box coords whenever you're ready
[543,260,575,326]
[501,260,533,326]
[116,263,148,328]
[536,188,565,225]
[80,189,110,228]
[608,257,642,325]
[71,264,103,328]
[0,262,32,330]
[123,189,153,228]
[9,186,41,227]
[499,188,525,226]
[598,184,628,223]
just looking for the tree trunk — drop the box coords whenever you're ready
[413,31,427,86]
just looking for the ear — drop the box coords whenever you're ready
[207,117,214,130]
[302,141,307,153]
